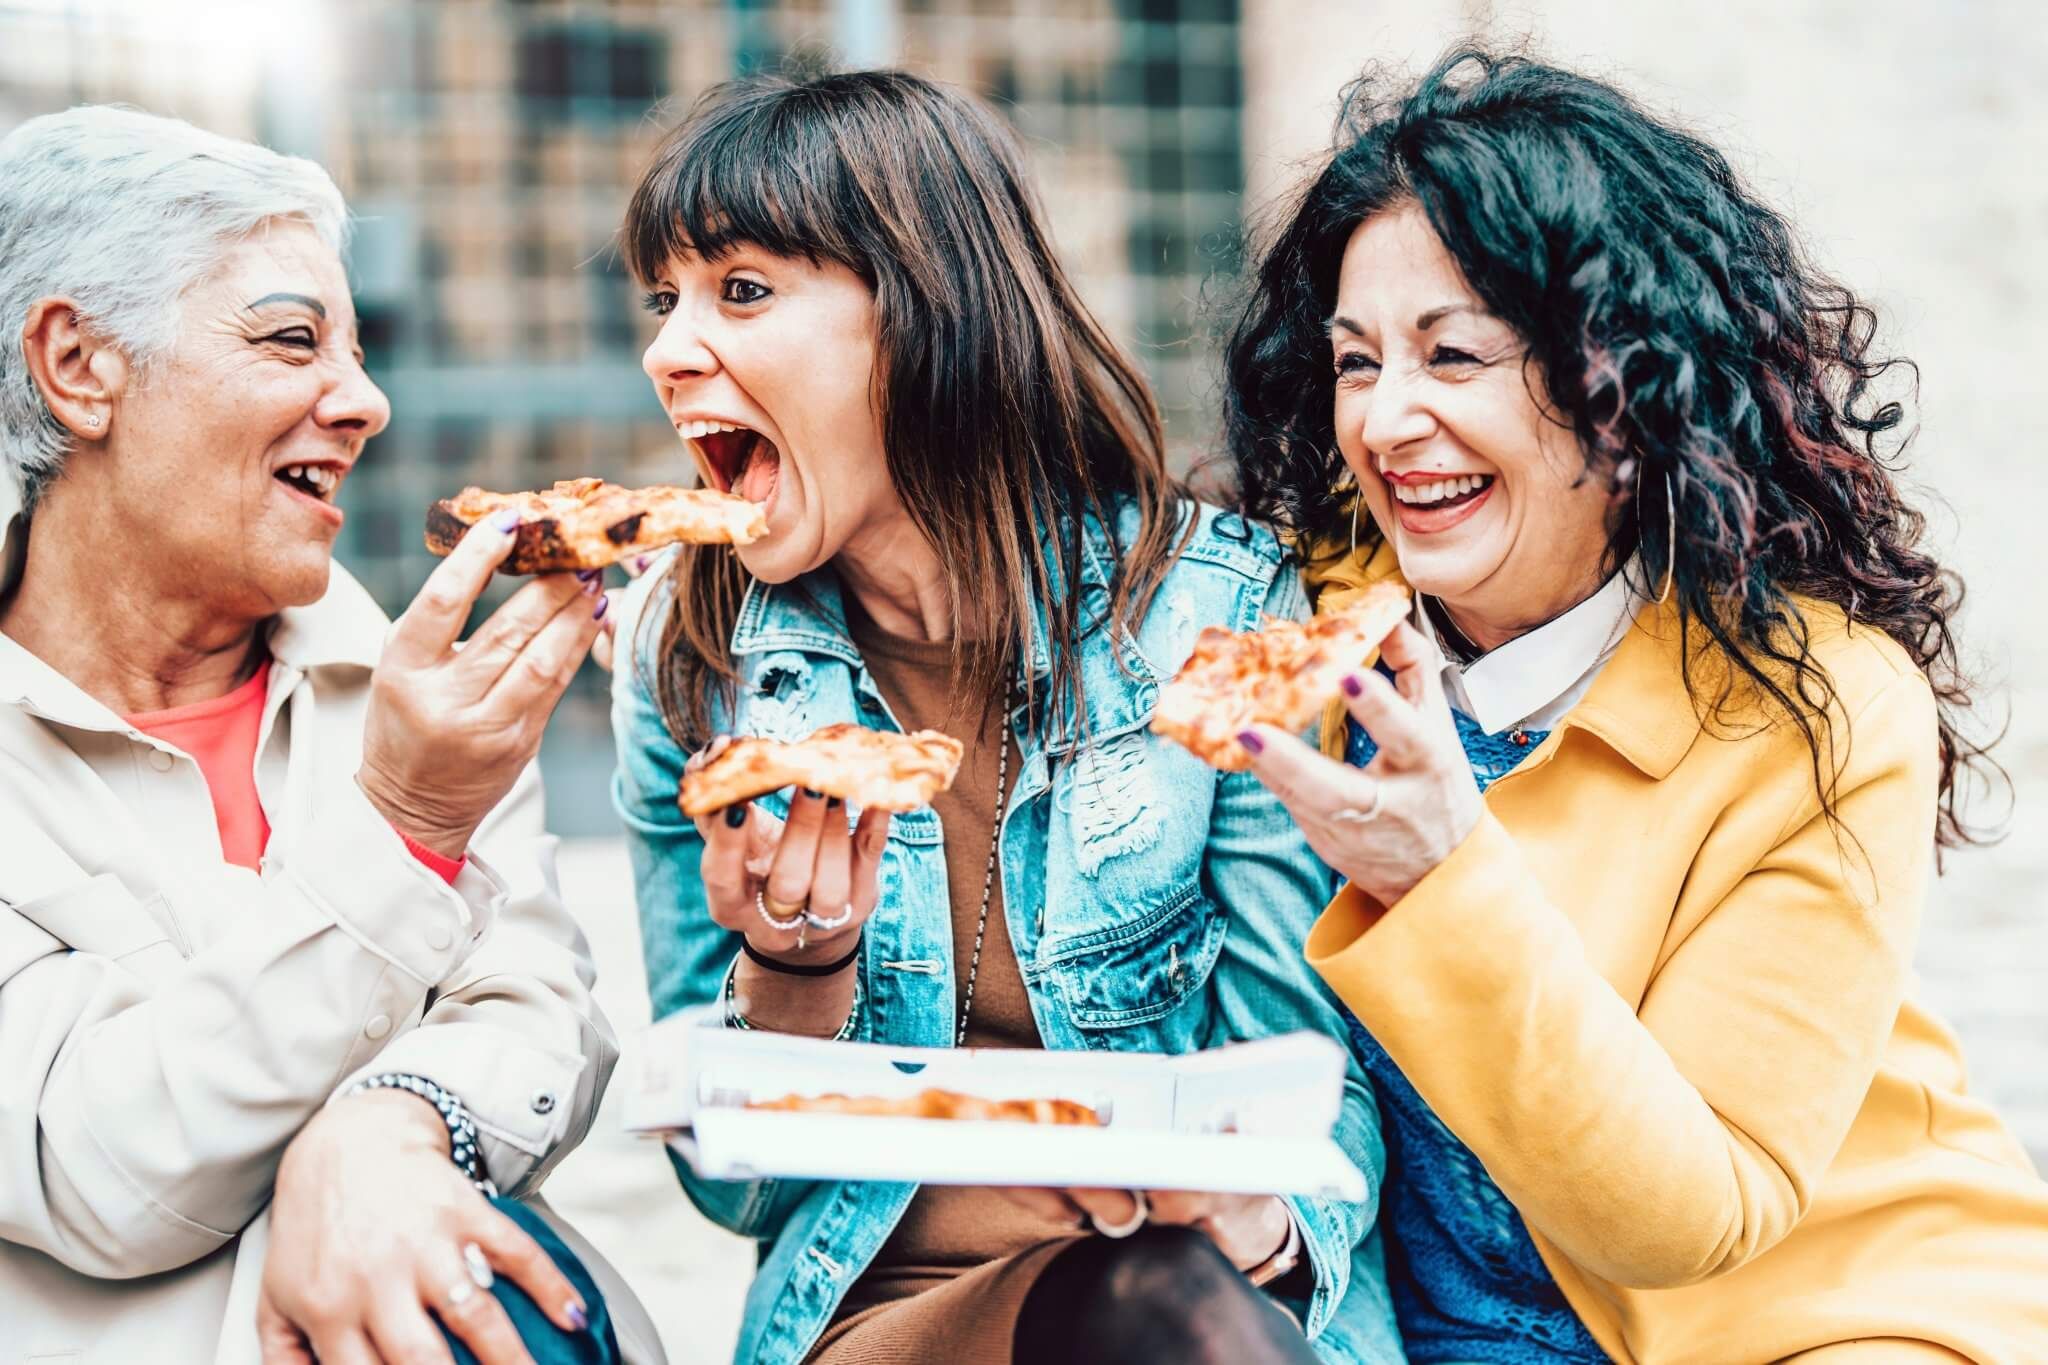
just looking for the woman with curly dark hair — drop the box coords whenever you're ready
[1223,47,2048,1363]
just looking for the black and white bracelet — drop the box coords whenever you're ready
[343,1071,499,1197]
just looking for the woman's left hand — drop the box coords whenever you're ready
[1238,620,1485,907]
[994,1187,1292,1270]
[256,1090,586,1365]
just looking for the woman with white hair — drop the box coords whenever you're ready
[0,107,654,1364]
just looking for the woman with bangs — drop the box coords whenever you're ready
[608,71,1402,1365]
[1223,48,2048,1363]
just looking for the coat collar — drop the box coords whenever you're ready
[0,511,387,733]
[1304,530,1703,780]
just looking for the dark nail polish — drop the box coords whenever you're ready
[826,796,843,809]
[1341,674,1363,698]
[567,1301,589,1332]
[593,594,610,621]
[492,508,522,533]
[1237,730,1264,756]
[724,803,749,827]
[800,787,821,800]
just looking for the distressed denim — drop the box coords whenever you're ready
[611,500,1402,1365]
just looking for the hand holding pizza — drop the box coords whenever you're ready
[1234,620,1483,907]
[686,736,892,974]
[358,512,613,860]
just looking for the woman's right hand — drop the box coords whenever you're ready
[358,511,613,860]
[688,736,891,972]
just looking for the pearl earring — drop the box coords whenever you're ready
[85,414,101,428]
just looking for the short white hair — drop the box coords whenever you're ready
[0,106,348,512]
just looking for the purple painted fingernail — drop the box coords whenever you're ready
[1237,731,1264,756]
[634,554,652,573]
[1341,674,1363,698]
[724,801,749,827]
[576,567,602,583]
[492,508,522,533]
[567,1300,589,1332]
[593,594,610,621]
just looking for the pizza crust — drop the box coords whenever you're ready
[678,722,965,818]
[1151,581,1413,770]
[425,477,768,574]
[746,1088,1103,1126]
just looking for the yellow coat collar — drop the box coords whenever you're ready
[1301,530,1703,778]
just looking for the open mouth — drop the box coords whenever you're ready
[679,419,781,508]
[273,463,342,504]
[1391,474,1493,511]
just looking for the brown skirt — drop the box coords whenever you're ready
[804,1237,1082,1365]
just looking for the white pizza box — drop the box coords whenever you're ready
[620,1007,1367,1200]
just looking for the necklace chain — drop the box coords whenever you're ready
[954,677,1014,1047]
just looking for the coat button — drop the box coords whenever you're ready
[530,1089,557,1115]
[425,923,454,952]
[147,749,174,772]
[364,1014,392,1040]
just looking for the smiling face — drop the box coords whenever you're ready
[1331,205,1615,645]
[640,246,906,585]
[95,219,389,615]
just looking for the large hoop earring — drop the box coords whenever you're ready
[1637,459,1676,606]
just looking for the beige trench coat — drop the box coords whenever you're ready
[0,516,657,1364]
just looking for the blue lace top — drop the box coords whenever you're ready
[1343,708,1609,1363]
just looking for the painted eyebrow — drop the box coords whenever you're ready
[243,292,328,318]
[1416,303,1480,330]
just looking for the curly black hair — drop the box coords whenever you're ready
[1223,46,2000,851]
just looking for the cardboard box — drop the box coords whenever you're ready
[622,1009,1367,1201]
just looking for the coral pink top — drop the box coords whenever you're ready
[126,659,463,883]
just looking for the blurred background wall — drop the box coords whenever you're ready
[5,2,2042,1358]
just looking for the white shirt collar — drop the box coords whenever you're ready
[1419,560,1646,736]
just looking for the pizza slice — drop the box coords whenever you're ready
[678,722,965,818]
[425,477,768,574]
[746,1088,1103,1127]
[1151,581,1413,771]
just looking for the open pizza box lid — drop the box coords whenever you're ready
[620,1008,1368,1200]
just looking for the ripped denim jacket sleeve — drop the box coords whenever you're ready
[608,626,819,1240]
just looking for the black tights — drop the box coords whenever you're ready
[1012,1225,1319,1364]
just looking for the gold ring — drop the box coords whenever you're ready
[756,888,805,931]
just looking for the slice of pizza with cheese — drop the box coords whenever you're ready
[1151,581,1412,770]
[677,722,965,818]
[746,1089,1103,1126]
[425,477,768,574]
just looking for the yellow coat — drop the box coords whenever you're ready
[1306,542,2048,1364]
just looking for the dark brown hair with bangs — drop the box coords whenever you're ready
[621,68,1188,751]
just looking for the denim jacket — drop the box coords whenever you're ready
[611,500,1401,1365]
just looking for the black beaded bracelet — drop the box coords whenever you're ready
[343,1071,499,1197]
[741,931,863,978]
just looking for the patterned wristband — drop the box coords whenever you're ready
[343,1071,499,1197]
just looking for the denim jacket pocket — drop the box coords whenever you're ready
[1038,882,1225,1037]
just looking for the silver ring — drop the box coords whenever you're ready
[1090,1189,1149,1240]
[1330,784,1384,827]
[805,903,854,932]
[461,1241,494,1290]
[446,1279,479,1309]
[755,888,805,933]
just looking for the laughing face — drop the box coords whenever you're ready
[1331,205,1614,645]
[98,220,388,615]
[640,245,906,586]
